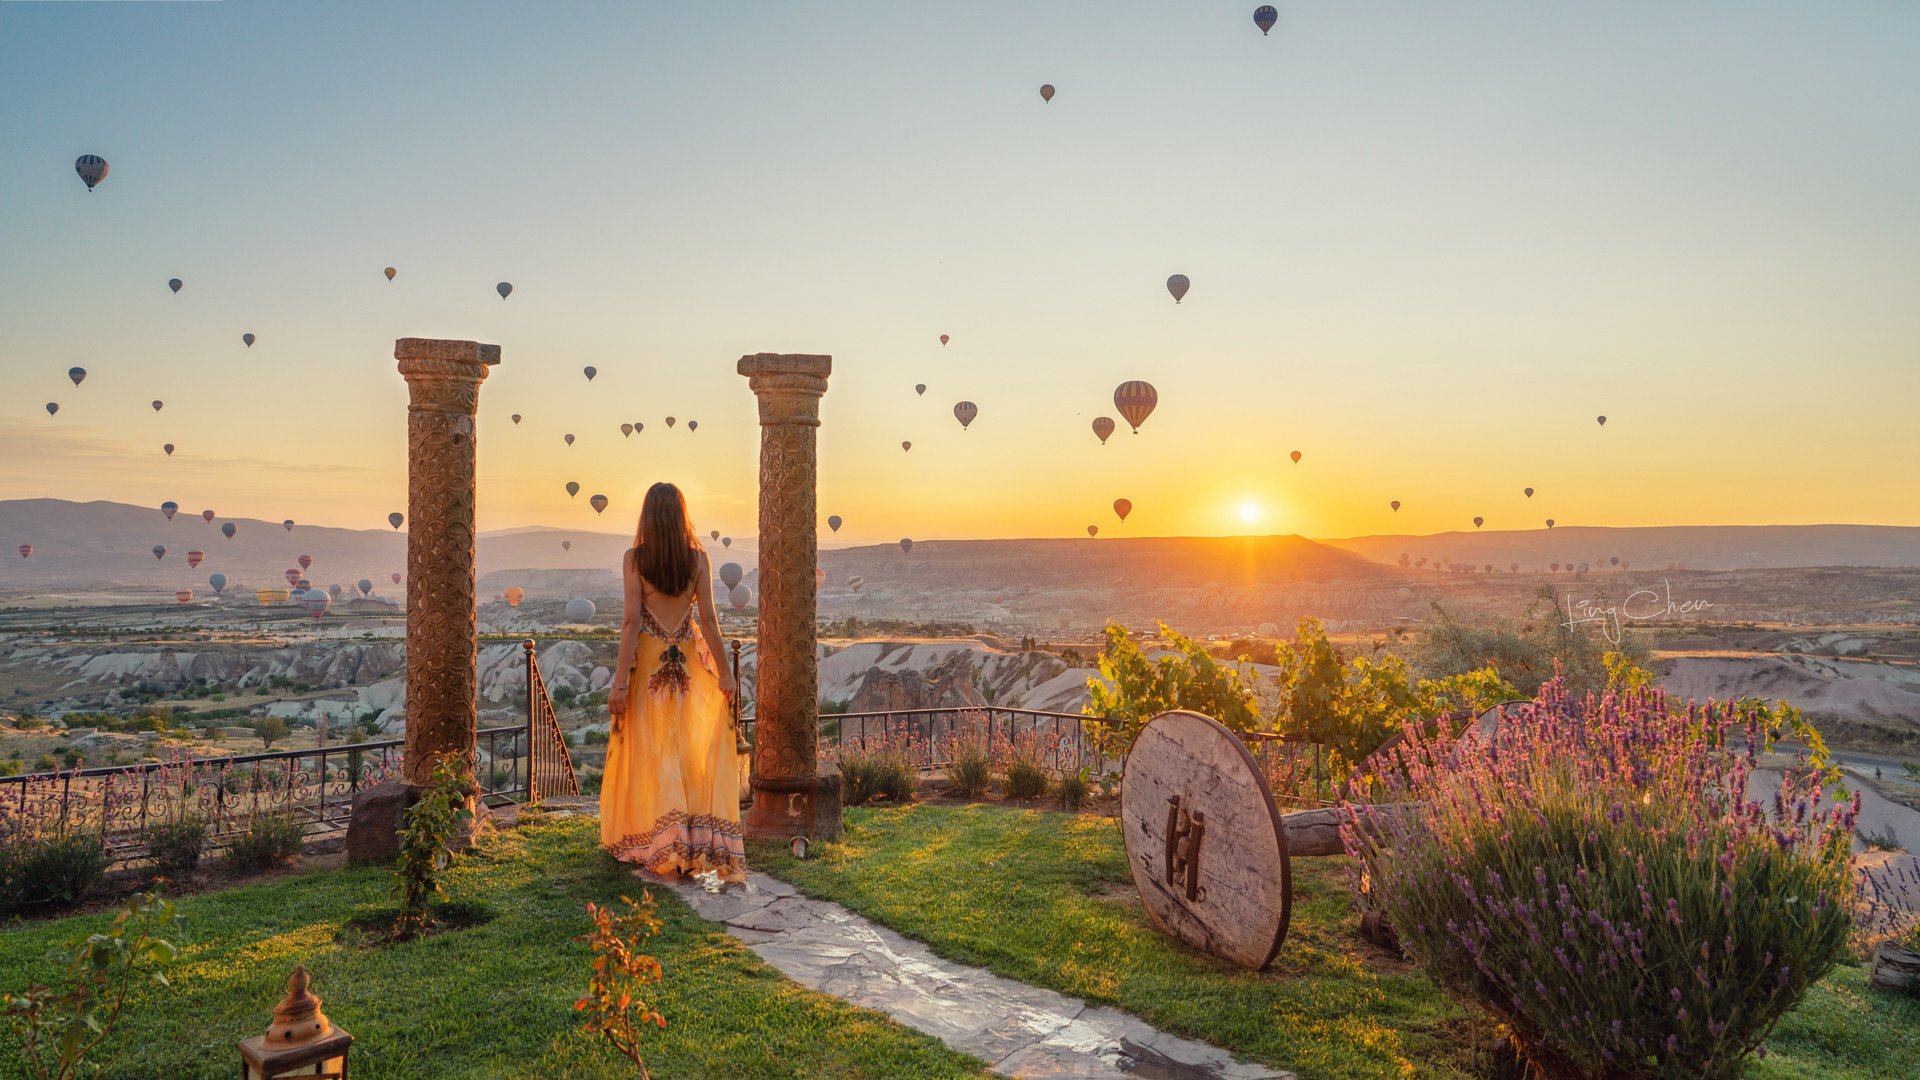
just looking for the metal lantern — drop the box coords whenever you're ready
[238,966,353,1079]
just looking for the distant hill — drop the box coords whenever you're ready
[1318,525,1920,573]
[817,535,1392,591]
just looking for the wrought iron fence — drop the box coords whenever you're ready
[526,638,580,801]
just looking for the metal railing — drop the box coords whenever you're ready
[525,639,580,801]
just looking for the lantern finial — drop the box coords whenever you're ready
[264,965,333,1046]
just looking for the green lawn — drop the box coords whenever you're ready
[750,804,1920,1080]
[0,815,990,1080]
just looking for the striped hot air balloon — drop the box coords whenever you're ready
[201,510,215,523]
[954,401,977,429]
[17,545,30,559]
[590,494,608,514]
[1092,417,1115,444]
[75,155,107,190]
[283,520,294,531]
[1113,381,1158,433]
[298,555,312,571]
[1254,5,1278,34]
[175,591,193,605]
[161,502,178,520]
[186,549,204,568]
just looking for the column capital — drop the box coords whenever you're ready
[396,338,501,366]
[738,354,831,427]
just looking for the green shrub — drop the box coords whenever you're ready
[224,811,305,875]
[33,754,56,772]
[1348,681,1860,1079]
[143,816,209,877]
[394,754,475,938]
[0,761,19,778]
[10,831,111,912]
[1409,582,1653,698]
[1000,728,1053,801]
[584,728,610,746]
[940,718,993,798]
[16,714,45,731]
[1057,767,1091,811]
[819,698,853,715]
[577,768,605,796]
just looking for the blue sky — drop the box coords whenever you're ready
[3,1,1916,543]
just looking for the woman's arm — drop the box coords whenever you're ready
[607,547,643,727]
[694,550,736,697]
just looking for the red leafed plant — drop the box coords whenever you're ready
[575,893,666,1077]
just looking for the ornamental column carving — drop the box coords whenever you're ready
[396,337,499,786]
[737,352,841,840]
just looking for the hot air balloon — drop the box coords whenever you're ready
[954,401,977,429]
[75,155,107,190]
[1511,564,1520,573]
[1390,500,1400,512]
[201,510,215,523]
[1290,450,1301,464]
[255,587,274,606]
[554,597,592,623]
[67,367,86,387]
[914,384,926,396]
[385,267,396,281]
[1545,519,1556,529]
[295,578,311,592]
[358,579,372,597]
[186,550,204,568]
[1596,416,1606,426]
[1254,5,1278,34]
[994,595,1004,604]
[392,573,403,584]
[221,522,237,540]
[1523,487,1534,498]
[1398,587,1412,600]
[240,333,256,349]
[665,417,676,427]
[1087,525,1099,537]
[631,421,643,433]
[17,545,30,559]
[848,576,863,591]
[388,512,404,530]
[1114,381,1158,433]
[900,538,913,553]
[718,562,744,589]
[1057,609,1073,629]
[729,584,751,611]
[621,423,633,437]
[327,584,343,600]
[1473,517,1484,528]
[152,400,163,411]
[511,414,522,425]
[562,482,579,499]
[688,421,698,432]
[710,530,720,541]
[283,520,294,531]
[1166,275,1190,303]
[209,573,227,593]
[901,441,911,451]
[827,515,842,532]
[1551,563,1561,572]
[721,537,731,548]
[590,495,608,514]
[285,570,301,585]
[814,568,826,588]
[300,591,331,619]
[298,555,312,571]
[155,502,177,522]
[563,434,575,446]
[163,444,174,456]
[175,591,193,605]
[168,278,181,294]
[939,335,949,345]
[1092,417,1115,444]
[45,403,58,416]
[152,545,167,560]
[1610,557,1619,567]
[497,282,513,299]
[1113,499,1132,522]
[1040,84,1055,102]
[583,366,597,381]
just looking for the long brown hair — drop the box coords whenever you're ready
[631,482,701,596]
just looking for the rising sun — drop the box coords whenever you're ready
[1239,502,1259,522]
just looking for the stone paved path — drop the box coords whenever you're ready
[638,867,1294,1080]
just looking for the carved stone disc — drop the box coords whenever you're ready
[1119,710,1292,970]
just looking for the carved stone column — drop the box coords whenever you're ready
[396,337,498,785]
[738,353,841,839]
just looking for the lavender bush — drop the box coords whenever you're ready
[1343,679,1865,1080]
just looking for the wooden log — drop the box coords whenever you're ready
[1279,804,1410,857]
[1867,943,1920,994]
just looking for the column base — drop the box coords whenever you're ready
[744,765,842,841]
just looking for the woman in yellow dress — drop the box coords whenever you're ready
[602,482,744,881]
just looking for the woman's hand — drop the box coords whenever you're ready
[718,667,738,699]
[607,685,628,728]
